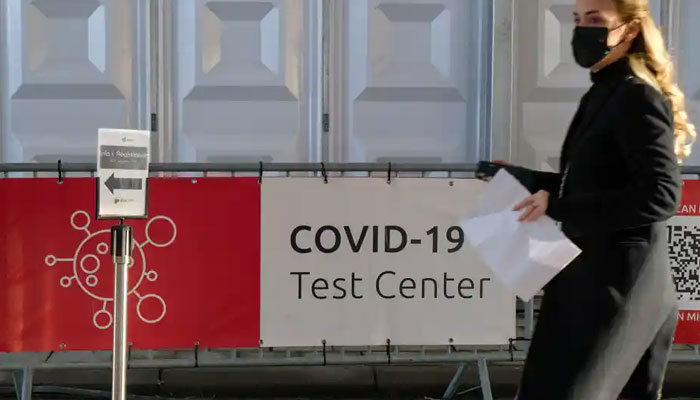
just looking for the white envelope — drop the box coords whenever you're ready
[460,169,581,301]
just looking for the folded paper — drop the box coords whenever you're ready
[460,170,581,301]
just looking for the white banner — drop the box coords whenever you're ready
[261,178,515,347]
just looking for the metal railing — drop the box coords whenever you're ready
[0,162,479,173]
[3,161,700,174]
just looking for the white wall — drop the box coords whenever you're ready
[0,0,150,163]
[0,0,491,164]
[1,0,698,166]
[674,0,700,165]
[164,0,323,163]
[328,0,492,163]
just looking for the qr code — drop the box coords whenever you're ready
[668,224,700,301]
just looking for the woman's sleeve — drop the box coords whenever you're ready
[546,84,681,233]
[503,165,561,194]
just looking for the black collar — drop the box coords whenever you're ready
[590,57,635,84]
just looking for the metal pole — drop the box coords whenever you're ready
[478,359,493,400]
[524,299,535,340]
[111,223,133,400]
[442,363,468,399]
[12,367,33,400]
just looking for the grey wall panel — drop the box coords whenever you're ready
[168,0,322,163]
[329,0,490,163]
[676,0,700,165]
[0,0,150,163]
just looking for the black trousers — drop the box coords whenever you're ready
[619,309,676,400]
[517,308,676,400]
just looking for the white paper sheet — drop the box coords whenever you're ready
[460,169,581,301]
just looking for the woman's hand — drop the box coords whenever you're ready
[514,190,550,222]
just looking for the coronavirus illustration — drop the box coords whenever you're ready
[45,210,176,330]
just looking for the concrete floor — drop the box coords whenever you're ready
[1,363,700,399]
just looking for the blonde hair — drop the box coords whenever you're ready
[613,0,696,161]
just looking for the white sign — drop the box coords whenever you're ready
[460,170,581,301]
[96,128,150,219]
[261,178,515,347]
[667,214,700,312]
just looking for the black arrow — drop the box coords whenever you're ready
[104,173,142,194]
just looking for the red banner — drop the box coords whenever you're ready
[670,180,700,344]
[4,176,700,348]
[0,178,260,352]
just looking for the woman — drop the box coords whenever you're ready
[478,0,696,398]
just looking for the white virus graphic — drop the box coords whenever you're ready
[45,210,176,330]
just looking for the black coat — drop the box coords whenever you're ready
[508,58,681,400]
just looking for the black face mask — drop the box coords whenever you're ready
[571,24,627,68]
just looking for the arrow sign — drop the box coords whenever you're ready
[104,173,143,194]
[97,128,150,219]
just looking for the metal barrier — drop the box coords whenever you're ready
[2,162,700,400]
